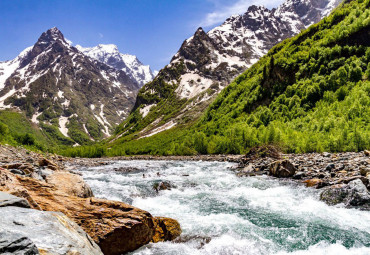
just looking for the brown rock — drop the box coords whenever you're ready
[1,163,22,169]
[0,169,177,255]
[152,217,182,243]
[303,178,323,187]
[360,166,370,176]
[46,171,93,198]
[269,160,297,178]
[364,150,370,156]
[38,158,59,170]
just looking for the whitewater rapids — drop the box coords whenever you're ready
[77,160,370,255]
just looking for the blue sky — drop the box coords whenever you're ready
[0,0,284,71]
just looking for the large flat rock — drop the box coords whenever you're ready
[0,206,103,255]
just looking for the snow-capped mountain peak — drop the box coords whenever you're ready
[129,0,342,138]
[76,44,155,86]
[35,27,70,48]
[0,27,141,142]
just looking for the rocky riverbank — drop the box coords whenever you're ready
[235,148,370,210]
[64,154,242,168]
[65,148,370,210]
[0,145,182,254]
[1,144,369,253]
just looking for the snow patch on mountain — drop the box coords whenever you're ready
[140,104,156,118]
[140,121,177,139]
[59,116,70,137]
[0,46,33,90]
[76,44,154,86]
[175,73,215,99]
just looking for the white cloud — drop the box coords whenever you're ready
[200,0,284,27]
[99,33,104,38]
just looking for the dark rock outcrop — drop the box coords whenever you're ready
[320,179,370,209]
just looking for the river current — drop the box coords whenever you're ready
[77,160,370,255]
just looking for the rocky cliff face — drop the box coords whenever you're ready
[122,0,341,139]
[0,27,141,144]
[76,44,155,86]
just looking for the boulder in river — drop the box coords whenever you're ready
[269,160,297,178]
[153,181,175,192]
[152,217,182,243]
[320,179,370,209]
[0,206,103,255]
[303,178,323,188]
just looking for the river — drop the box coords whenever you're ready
[77,160,370,255]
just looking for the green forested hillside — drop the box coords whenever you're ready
[0,110,68,152]
[64,0,370,157]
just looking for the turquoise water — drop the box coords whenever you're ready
[77,160,370,255]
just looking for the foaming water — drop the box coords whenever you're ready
[77,160,370,255]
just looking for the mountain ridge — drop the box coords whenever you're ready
[0,27,142,145]
[86,0,369,157]
[76,44,155,86]
[115,0,342,139]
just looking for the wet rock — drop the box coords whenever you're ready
[152,217,182,243]
[269,160,297,178]
[0,191,30,208]
[173,235,211,249]
[242,164,254,173]
[303,178,323,188]
[113,167,142,173]
[153,181,175,192]
[320,179,370,209]
[293,171,305,179]
[0,206,103,255]
[45,171,94,198]
[0,231,39,254]
[236,164,265,177]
